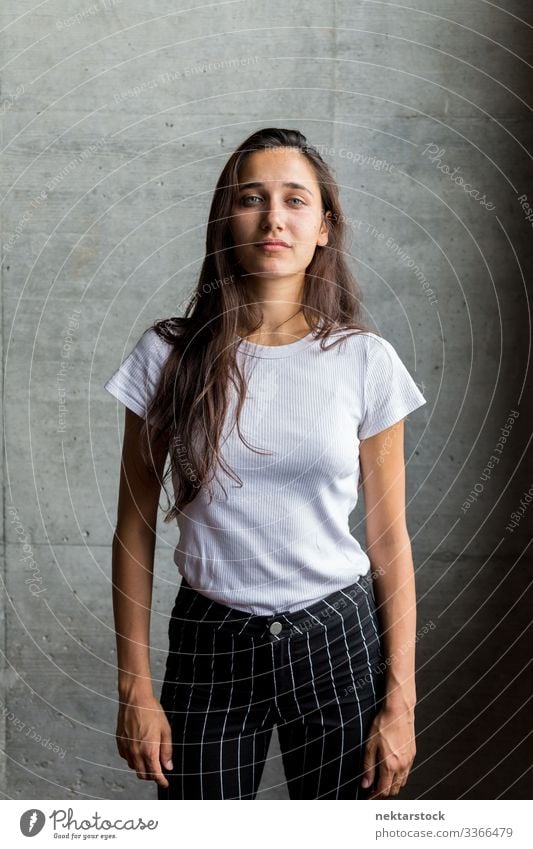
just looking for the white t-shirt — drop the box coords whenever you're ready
[104,326,427,614]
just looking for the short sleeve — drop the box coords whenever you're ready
[358,334,427,440]
[103,328,172,420]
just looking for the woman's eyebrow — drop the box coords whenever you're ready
[238,181,314,197]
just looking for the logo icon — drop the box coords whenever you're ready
[20,809,45,837]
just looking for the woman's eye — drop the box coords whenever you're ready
[239,196,305,206]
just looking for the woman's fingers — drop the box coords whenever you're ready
[370,767,410,798]
[116,702,173,788]
[364,707,416,798]
[131,746,154,778]
[389,775,404,795]
[137,743,171,787]
[361,738,377,789]
[159,719,174,772]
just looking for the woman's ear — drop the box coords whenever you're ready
[318,209,332,247]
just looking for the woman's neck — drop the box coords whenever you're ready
[237,312,312,346]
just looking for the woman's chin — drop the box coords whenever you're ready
[240,263,300,277]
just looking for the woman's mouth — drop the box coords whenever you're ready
[255,240,291,252]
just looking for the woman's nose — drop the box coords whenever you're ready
[261,200,285,228]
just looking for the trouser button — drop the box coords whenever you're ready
[269,621,283,635]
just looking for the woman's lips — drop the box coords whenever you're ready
[255,242,291,252]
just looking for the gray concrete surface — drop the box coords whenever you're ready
[1,0,532,800]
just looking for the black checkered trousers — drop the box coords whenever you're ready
[157,570,386,800]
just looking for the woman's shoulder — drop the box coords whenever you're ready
[127,326,173,368]
[323,326,386,356]
[336,326,402,352]
[139,316,190,357]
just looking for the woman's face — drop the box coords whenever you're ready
[228,148,330,283]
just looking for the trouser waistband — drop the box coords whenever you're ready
[172,571,375,640]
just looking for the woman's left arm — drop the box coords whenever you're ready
[358,419,418,798]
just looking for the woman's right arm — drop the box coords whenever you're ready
[112,407,173,789]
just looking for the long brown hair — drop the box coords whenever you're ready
[141,127,372,520]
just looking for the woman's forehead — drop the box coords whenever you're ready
[237,149,319,190]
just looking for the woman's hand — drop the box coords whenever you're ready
[115,693,174,789]
[360,705,416,798]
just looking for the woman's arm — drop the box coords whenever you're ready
[112,408,173,788]
[112,526,157,701]
[359,419,417,709]
[358,419,418,797]
[113,409,167,696]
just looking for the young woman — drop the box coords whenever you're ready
[104,127,427,801]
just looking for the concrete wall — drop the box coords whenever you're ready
[2,0,532,799]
